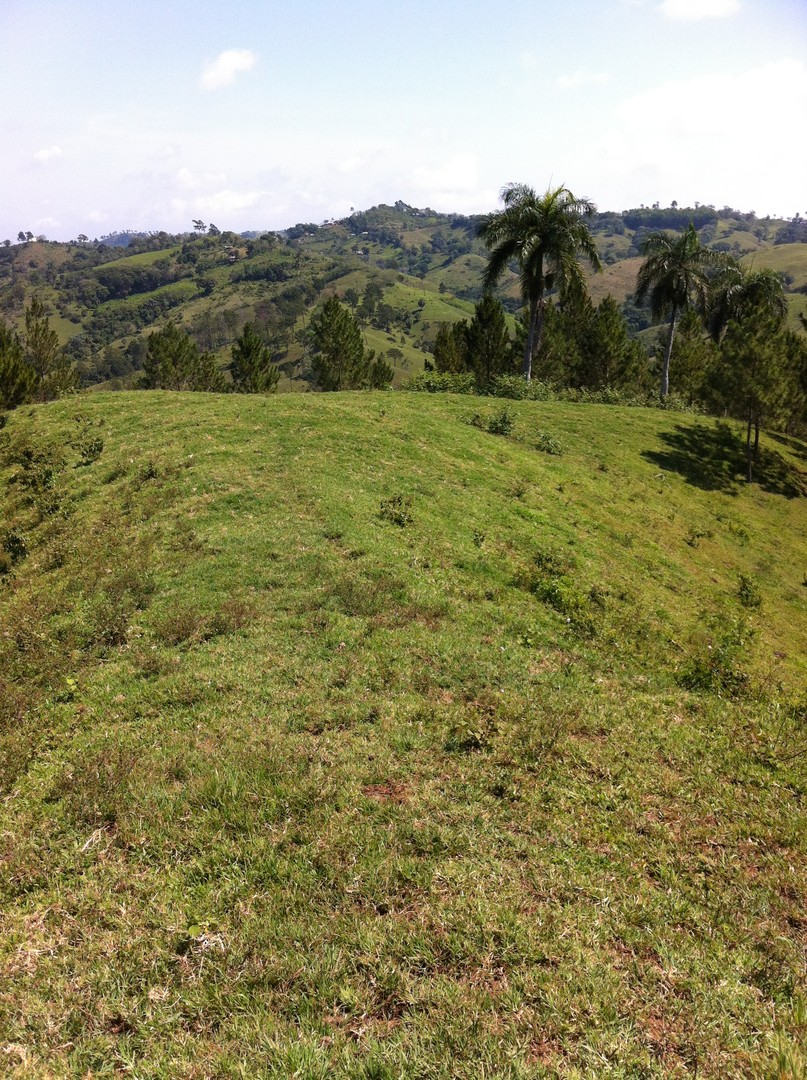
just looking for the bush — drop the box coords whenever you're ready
[534,430,563,455]
[737,573,762,610]
[490,375,555,401]
[69,413,104,466]
[516,548,597,636]
[679,615,753,696]
[468,405,515,436]
[406,371,476,395]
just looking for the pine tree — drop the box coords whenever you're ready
[666,309,715,405]
[310,297,376,390]
[711,315,800,482]
[23,300,76,402]
[433,321,469,374]
[231,324,280,394]
[466,296,513,389]
[0,319,37,410]
[142,322,226,392]
[586,296,647,391]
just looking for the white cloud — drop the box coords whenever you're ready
[659,0,739,20]
[556,71,611,90]
[175,167,228,191]
[194,188,267,216]
[335,156,366,175]
[413,153,480,195]
[588,58,807,214]
[33,145,63,164]
[200,49,257,91]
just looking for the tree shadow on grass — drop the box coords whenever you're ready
[769,431,807,465]
[642,420,807,499]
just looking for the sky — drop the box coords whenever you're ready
[1,0,805,241]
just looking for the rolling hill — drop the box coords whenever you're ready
[1,201,806,394]
[1,390,805,1077]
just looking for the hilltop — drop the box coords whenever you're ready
[1,390,805,1077]
[1,201,806,392]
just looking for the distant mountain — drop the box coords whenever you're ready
[1,201,805,391]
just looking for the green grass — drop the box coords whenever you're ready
[97,247,181,269]
[586,256,643,305]
[1,392,805,1077]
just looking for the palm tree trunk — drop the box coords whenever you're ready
[533,300,546,380]
[746,414,753,483]
[523,298,539,381]
[660,306,678,401]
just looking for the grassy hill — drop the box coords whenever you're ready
[1,391,805,1077]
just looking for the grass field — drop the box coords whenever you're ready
[0,391,805,1078]
[95,248,182,270]
[585,257,643,305]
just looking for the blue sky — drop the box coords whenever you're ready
[1,0,804,240]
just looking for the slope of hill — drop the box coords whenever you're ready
[1,391,805,1077]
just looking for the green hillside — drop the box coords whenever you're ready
[2,201,806,393]
[1,391,805,1077]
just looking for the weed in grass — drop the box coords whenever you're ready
[209,595,258,635]
[379,493,413,527]
[534,430,564,455]
[737,572,763,609]
[468,405,515,436]
[515,549,599,636]
[685,526,713,547]
[136,457,160,482]
[679,613,754,695]
[49,744,140,829]
[69,413,105,466]
[153,603,212,646]
[0,529,27,574]
[445,714,493,753]
[6,439,66,516]
[758,695,807,767]
[507,479,528,499]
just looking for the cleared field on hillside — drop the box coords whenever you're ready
[1,392,805,1078]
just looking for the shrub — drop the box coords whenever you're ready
[0,530,27,573]
[7,441,65,516]
[737,573,762,610]
[406,371,476,394]
[516,548,596,636]
[534,430,563,455]
[69,413,105,466]
[467,405,515,436]
[491,375,555,401]
[679,614,753,696]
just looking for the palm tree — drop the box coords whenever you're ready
[704,261,787,344]
[478,184,602,381]
[635,223,717,401]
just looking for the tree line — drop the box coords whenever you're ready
[2,183,806,485]
[469,183,807,481]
